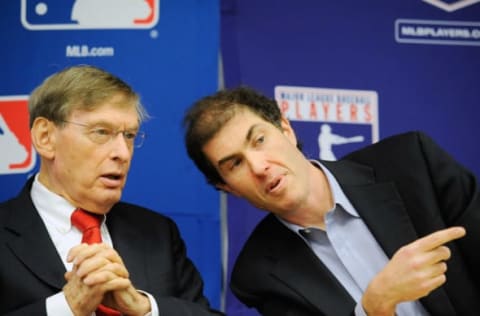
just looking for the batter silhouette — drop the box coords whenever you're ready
[318,124,364,160]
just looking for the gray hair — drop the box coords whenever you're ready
[28,65,148,127]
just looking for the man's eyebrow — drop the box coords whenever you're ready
[88,120,139,130]
[217,124,260,167]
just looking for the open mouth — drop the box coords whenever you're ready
[101,173,124,187]
[104,174,122,180]
[267,177,282,193]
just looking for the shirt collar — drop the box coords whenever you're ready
[30,174,106,233]
[277,160,358,234]
[310,160,358,217]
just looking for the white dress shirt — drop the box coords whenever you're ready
[30,174,159,316]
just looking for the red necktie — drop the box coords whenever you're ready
[71,208,103,244]
[71,208,121,316]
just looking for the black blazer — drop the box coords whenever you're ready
[230,131,480,316]
[0,178,223,316]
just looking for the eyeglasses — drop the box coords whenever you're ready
[61,120,146,148]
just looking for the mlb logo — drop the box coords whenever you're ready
[21,0,160,30]
[275,86,379,161]
[0,96,36,175]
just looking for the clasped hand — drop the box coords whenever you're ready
[63,243,150,316]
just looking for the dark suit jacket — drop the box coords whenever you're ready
[230,131,480,316]
[0,178,223,316]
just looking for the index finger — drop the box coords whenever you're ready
[67,243,110,264]
[415,226,466,251]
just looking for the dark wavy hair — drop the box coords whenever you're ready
[183,86,300,187]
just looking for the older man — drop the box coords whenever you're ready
[0,65,223,316]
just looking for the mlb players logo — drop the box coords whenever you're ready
[0,96,36,175]
[21,0,160,30]
[275,86,379,161]
[422,0,480,12]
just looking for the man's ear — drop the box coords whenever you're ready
[31,117,56,160]
[280,116,298,146]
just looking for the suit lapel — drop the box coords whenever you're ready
[106,206,148,289]
[5,186,149,293]
[344,183,419,257]
[324,159,419,257]
[266,215,356,314]
[5,182,66,290]
[324,159,455,315]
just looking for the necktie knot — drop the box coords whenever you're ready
[71,208,103,244]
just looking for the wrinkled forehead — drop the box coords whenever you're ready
[191,105,240,145]
[200,105,257,131]
[204,109,265,151]
[68,96,140,123]
[79,92,137,110]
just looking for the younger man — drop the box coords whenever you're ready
[183,86,480,315]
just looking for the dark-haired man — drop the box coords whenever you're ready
[183,86,480,316]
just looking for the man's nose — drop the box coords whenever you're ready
[247,152,269,175]
[110,132,133,160]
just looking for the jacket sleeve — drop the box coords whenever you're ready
[416,131,480,287]
[3,302,47,316]
[153,217,224,316]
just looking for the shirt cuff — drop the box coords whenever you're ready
[46,292,76,316]
[47,290,158,316]
[138,290,159,316]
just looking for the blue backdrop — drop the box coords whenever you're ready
[2,1,479,314]
[0,0,222,309]
[220,0,480,315]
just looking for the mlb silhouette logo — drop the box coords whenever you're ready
[275,86,379,161]
[0,96,37,175]
[21,0,160,30]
